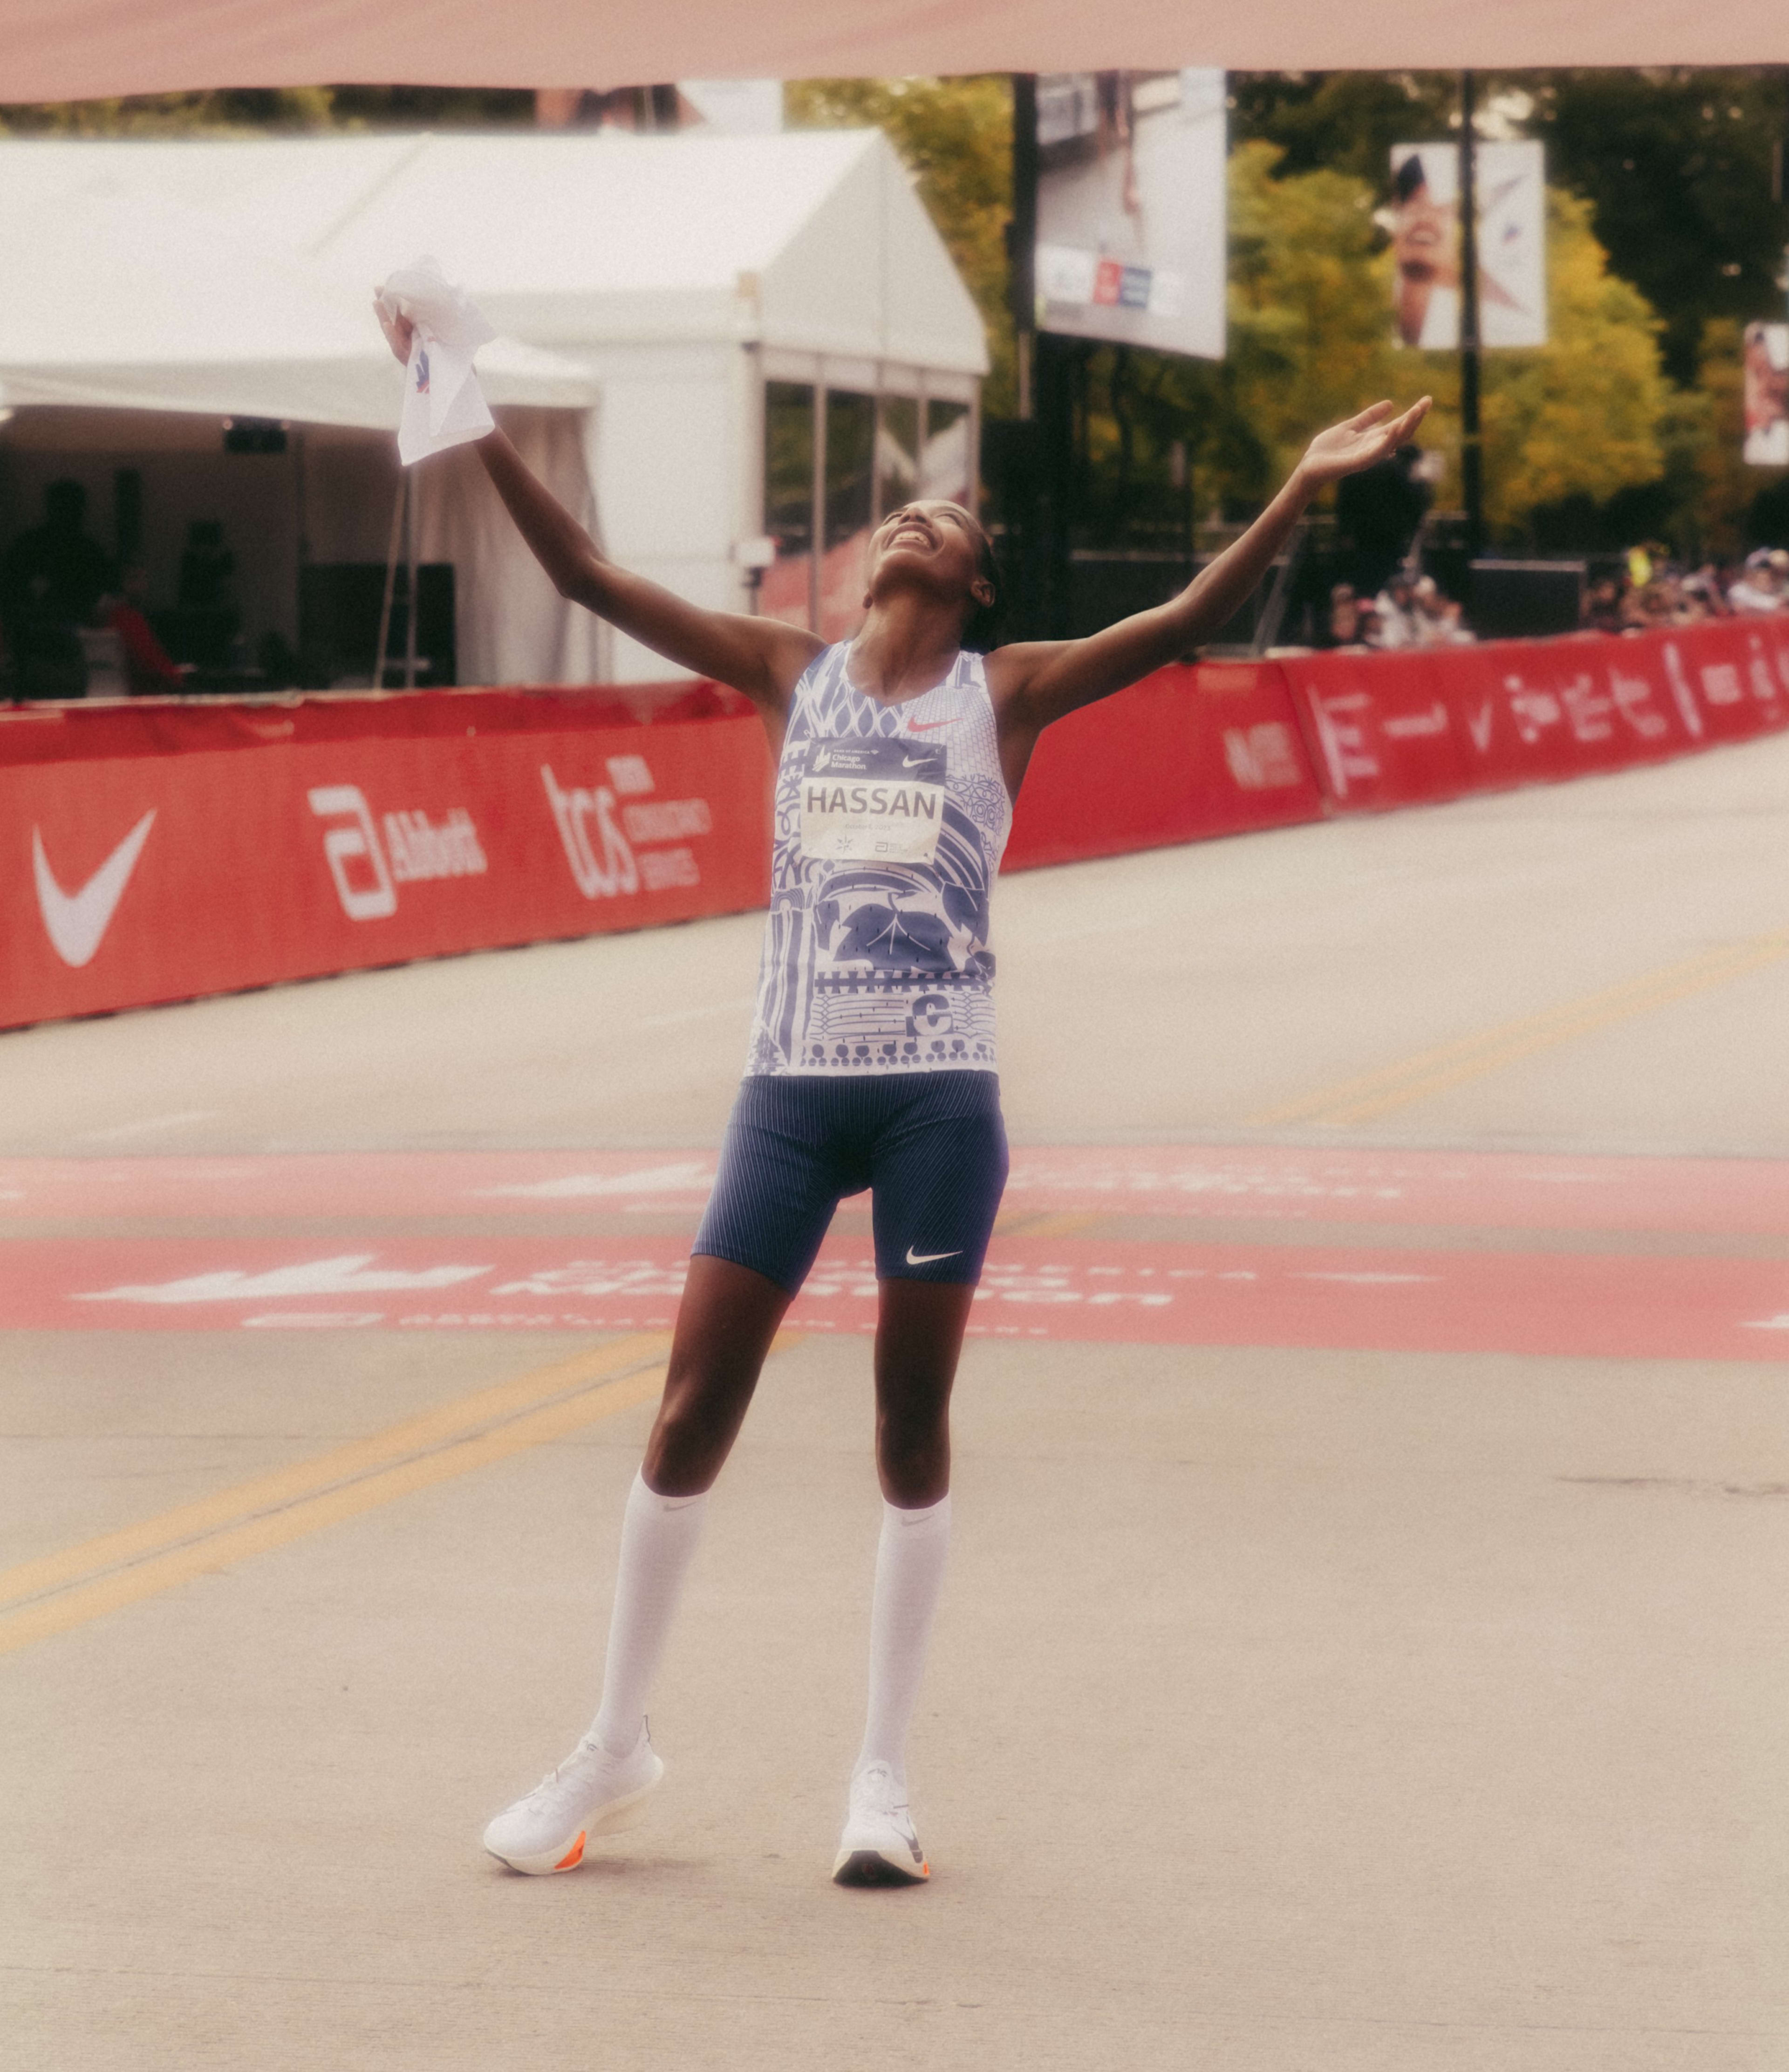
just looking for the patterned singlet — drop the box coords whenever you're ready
[745,641,1013,1077]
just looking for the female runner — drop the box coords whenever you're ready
[381,311,1426,1885]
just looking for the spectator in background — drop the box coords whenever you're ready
[104,565,188,696]
[1336,442,1431,599]
[1728,548,1786,615]
[1411,574,1475,645]
[1325,581,1363,648]
[1370,569,1420,648]
[1585,574,1627,634]
[0,479,116,698]
[1621,578,1666,630]
[1678,567,1728,621]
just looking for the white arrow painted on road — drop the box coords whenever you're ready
[475,1161,715,1200]
[76,1255,492,1305]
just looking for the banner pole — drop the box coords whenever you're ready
[1010,73,1038,424]
[372,476,404,692]
[1458,69,1485,561]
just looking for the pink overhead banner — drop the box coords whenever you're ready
[2,0,1788,106]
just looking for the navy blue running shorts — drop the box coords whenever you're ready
[692,1071,1009,1295]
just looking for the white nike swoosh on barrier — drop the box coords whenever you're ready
[905,1246,962,1266]
[32,809,157,969]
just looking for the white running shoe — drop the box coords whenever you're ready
[832,1760,929,1887]
[482,1727,664,1875]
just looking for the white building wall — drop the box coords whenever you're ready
[569,341,749,683]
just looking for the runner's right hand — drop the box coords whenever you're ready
[374,297,415,366]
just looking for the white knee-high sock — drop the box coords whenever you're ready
[855,1494,952,1783]
[589,1470,708,1756]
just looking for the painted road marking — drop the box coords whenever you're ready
[75,1109,222,1144]
[1249,930,1789,1128]
[6,1145,1789,1233]
[0,1334,676,1658]
[9,1232,1789,1363]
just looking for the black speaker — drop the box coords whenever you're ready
[298,562,457,687]
[1468,560,1586,640]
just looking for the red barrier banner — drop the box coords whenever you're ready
[1004,658,1323,870]
[2,693,772,1030]
[1277,646,1471,810]
[1283,617,1789,813]
[8,617,1789,1031]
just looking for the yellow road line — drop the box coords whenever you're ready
[1009,1211,1102,1240]
[0,1333,669,1610]
[0,1333,676,1658]
[1249,930,1789,1130]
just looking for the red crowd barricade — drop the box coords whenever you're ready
[7,616,1789,1031]
[1004,658,1324,870]
[2,687,773,1032]
[1284,617,1789,814]
[1277,646,1473,811]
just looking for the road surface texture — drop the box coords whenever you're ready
[5,728,1789,2070]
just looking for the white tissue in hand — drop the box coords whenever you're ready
[376,256,497,465]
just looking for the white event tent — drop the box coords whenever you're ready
[0,129,987,686]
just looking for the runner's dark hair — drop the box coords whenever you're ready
[958,508,1003,652]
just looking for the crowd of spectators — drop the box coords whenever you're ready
[1317,541,1789,655]
[1584,544,1789,633]
[1324,569,1476,651]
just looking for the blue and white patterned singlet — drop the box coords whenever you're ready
[745,642,1013,1077]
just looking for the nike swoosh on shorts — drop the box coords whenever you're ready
[33,810,157,968]
[905,1246,962,1265]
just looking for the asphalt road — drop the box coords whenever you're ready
[5,728,1789,2070]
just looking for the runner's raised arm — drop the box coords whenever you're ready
[987,396,1432,753]
[377,307,822,715]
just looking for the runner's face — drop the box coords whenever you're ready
[868,500,987,609]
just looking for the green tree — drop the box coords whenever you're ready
[0,85,536,138]
[1528,71,1789,388]
[1213,150,1671,544]
[1229,71,1460,189]
[1224,138,1400,492]
[1475,189,1671,535]
[1234,68,1789,390]
[0,88,340,136]
[785,76,1016,415]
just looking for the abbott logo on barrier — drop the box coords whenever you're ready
[309,786,397,919]
[308,786,489,922]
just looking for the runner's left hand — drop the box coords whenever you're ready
[1297,397,1432,486]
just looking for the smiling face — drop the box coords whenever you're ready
[865,499,996,627]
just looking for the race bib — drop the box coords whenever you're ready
[799,739,947,863]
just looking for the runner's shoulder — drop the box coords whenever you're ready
[983,640,1068,721]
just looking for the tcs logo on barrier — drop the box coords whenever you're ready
[542,757,708,900]
[307,786,487,922]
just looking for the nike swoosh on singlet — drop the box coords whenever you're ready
[903,717,959,732]
[905,1246,962,1265]
[32,810,157,968]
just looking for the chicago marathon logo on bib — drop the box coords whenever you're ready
[799,739,947,865]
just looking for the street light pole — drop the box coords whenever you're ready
[1459,69,1486,561]
[1010,73,1038,424]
